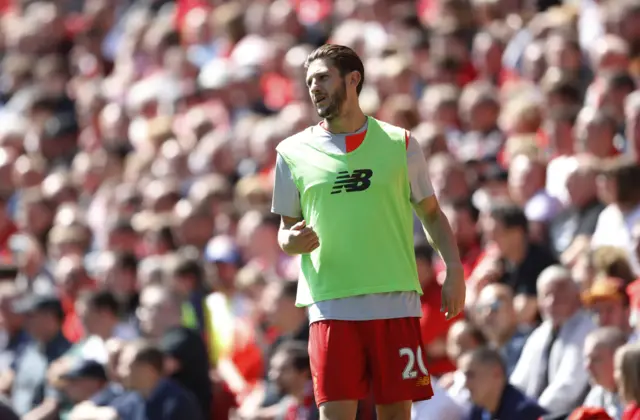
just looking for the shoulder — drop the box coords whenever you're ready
[506,386,546,415]
[371,118,409,140]
[276,126,315,153]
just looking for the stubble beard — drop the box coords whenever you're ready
[316,80,347,121]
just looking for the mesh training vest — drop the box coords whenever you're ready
[276,116,422,306]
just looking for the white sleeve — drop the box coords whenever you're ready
[406,134,435,203]
[271,153,303,219]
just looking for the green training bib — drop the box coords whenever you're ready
[276,117,422,306]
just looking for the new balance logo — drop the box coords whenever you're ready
[331,169,373,194]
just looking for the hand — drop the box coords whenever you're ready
[441,266,466,320]
[282,220,319,255]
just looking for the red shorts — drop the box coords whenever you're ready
[308,317,434,406]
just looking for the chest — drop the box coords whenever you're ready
[294,150,406,199]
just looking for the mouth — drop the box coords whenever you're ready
[314,95,327,105]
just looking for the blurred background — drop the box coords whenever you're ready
[1,0,640,419]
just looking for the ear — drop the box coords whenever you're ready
[349,71,361,88]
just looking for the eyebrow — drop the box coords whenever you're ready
[306,70,329,86]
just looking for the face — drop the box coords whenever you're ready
[475,290,513,339]
[443,205,477,248]
[76,300,100,336]
[446,323,480,363]
[459,356,497,406]
[268,351,299,393]
[117,345,141,390]
[538,278,578,325]
[481,216,510,252]
[306,59,348,120]
[591,298,629,329]
[136,288,168,338]
[585,341,616,389]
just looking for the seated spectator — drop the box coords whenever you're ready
[582,277,632,335]
[9,294,71,417]
[583,327,627,419]
[511,265,596,414]
[69,341,203,420]
[460,347,547,420]
[549,157,604,263]
[478,203,558,325]
[136,284,212,418]
[61,359,123,407]
[592,158,640,274]
[0,282,30,375]
[614,342,640,420]
[164,254,207,333]
[71,290,138,363]
[441,320,488,411]
[241,340,317,420]
[472,284,531,375]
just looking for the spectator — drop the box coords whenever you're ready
[472,283,531,375]
[511,265,596,414]
[614,342,640,420]
[61,359,122,407]
[583,277,633,335]
[0,282,30,374]
[460,346,547,420]
[9,294,71,417]
[582,327,627,419]
[477,202,557,325]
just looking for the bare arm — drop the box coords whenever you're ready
[413,196,462,270]
[23,399,59,420]
[414,195,466,318]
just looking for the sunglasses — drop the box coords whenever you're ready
[475,299,504,313]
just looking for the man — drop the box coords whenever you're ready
[9,294,71,419]
[61,359,122,407]
[271,44,466,420]
[0,282,30,376]
[69,341,203,420]
[582,277,632,335]
[511,265,596,414]
[477,203,557,325]
[460,347,547,420]
[267,341,318,420]
[582,327,627,419]
[136,284,211,418]
[72,290,138,363]
[473,284,531,375]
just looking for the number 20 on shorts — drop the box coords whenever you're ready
[399,347,429,380]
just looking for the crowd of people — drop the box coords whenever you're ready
[3,0,640,419]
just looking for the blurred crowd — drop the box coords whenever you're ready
[4,0,640,420]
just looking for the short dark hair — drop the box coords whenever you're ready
[463,346,507,375]
[304,44,365,95]
[489,203,529,234]
[275,340,310,373]
[448,198,480,223]
[602,70,636,93]
[171,256,204,285]
[277,281,298,301]
[81,290,119,316]
[130,342,165,373]
[113,251,138,273]
[414,239,434,263]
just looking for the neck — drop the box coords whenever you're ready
[139,375,161,398]
[503,239,526,264]
[482,381,505,415]
[493,325,517,347]
[280,312,305,335]
[291,380,310,401]
[96,320,118,341]
[323,107,367,134]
